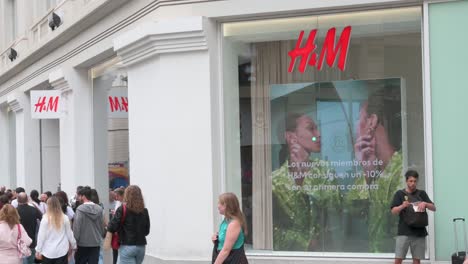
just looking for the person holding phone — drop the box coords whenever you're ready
[390,170,435,264]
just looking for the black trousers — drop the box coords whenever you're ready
[75,246,100,264]
[113,249,118,264]
[42,254,68,264]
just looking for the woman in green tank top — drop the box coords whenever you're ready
[211,193,248,264]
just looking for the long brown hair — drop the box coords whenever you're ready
[124,185,145,213]
[219,192,248,235]
[46,196,64,230]
[0,204,20,229]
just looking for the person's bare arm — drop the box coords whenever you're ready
[391,201,410,215]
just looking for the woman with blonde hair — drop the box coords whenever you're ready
[0,204,32,264]
[35,196,76,264]
[211,192,248,264]
[107,185,150,264]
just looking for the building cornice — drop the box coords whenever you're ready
[49,69,72,94]
[7,95,23,113]
[114,17,209,67]
[0,0,217,98]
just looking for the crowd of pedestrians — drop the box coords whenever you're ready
[0,185,150,264]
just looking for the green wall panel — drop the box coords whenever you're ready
[430,0,468,260]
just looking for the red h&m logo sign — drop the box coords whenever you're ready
[107,88,128,118]
[288,26,352,73]
[31,90,63,119]
[109,96,128,113]
[34,96,59,113]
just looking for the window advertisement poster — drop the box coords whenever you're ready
[270,78,405,253]
[108,161,129,189]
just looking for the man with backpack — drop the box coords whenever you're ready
[390,170,436,264]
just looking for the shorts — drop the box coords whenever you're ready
[395,235,426,260]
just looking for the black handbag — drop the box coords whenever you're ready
[212,239,248,264]
[402,190,428,228]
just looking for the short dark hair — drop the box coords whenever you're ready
[0,195,9,205]
[114,188,124,197]
[78,186,92,200]
[15,187,25,193]
[405,170,419,180]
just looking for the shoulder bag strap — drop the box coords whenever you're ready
[401,189,409,199]
[415,190,424,201]
[122,204,126,223]
[119,204,126,230]
[402,189,421,201]
[17,224,21,240]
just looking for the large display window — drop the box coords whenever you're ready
[91,57,130,190]
[222,7,425,255]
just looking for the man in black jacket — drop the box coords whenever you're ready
[17,192,42,264]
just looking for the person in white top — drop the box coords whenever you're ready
[113,188,125,213]
[54,191,75,222]
[35,196,77,263]
[30,190,47,215]
[40,194,49,213]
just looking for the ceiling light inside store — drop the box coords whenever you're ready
[223,7,421,43]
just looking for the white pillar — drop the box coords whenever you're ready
[0,1,6,51]
[7,92,41,191]
[114,16,222,262]
[49,69,94,198]
[0,103,11,187]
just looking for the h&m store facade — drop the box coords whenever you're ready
[0,0,467,263]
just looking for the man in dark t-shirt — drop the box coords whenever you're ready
[17,192,42,264]
[390,170,436,264]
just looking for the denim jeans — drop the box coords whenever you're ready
[118,245,145,264]
[22,248,35,264]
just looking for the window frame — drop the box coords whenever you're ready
[219,4,431,259]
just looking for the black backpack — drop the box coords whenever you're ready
[401,190,428,228]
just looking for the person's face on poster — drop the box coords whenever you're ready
[356,102,377,140]
[355,102,378,161]
[290,115,321,153]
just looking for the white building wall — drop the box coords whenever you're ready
[40,119,61,193]
[113,16,221,262]
[0,104,11,187]
[7,92,41,191]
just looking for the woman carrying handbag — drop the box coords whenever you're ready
[212,193,248,264]
[0,204,32,264]
[107,185,150,264]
